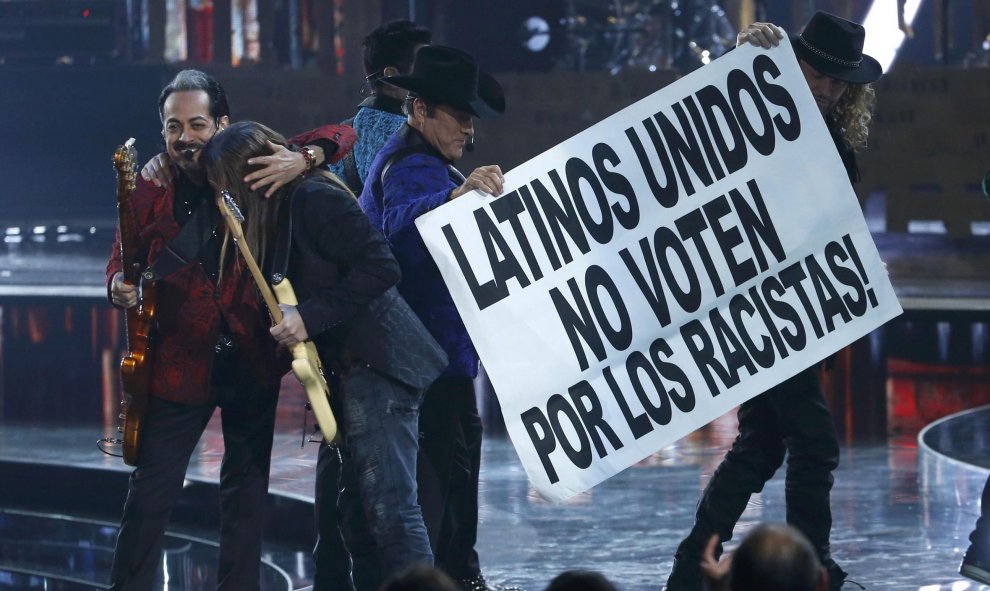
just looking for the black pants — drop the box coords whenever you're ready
[109,353,279,591]
[417,376,483,581]
[672,367,840,577]
[966,475,990,557]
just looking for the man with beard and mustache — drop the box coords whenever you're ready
[664,12,881,591]
[106,69,354,591]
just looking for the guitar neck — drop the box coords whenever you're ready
[219,217,283,324]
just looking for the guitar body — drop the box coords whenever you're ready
[119,285,156,464]
[273,278,339,443]
[114,140,156,466]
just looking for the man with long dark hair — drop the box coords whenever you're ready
[201,121,448,591]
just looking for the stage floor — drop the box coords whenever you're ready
[2,396,989,590]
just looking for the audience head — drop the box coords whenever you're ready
[380,565,459,591]
[729,524,827,591]
[544,570,618,591]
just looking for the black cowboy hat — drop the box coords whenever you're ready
[790,11,882,84]
[385,45,506,119]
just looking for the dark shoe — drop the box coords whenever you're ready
[663,555,703,591]
[825,561,865,590]
[458,574,521,591]
[960,551,990,585]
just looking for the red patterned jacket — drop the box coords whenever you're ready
[106,125,356,404]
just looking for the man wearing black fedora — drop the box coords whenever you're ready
[664,12,882,591]
[358,46,512,591]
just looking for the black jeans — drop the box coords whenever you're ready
[417,376,483,580]
[109,352,279,591]
[672,367,840,577]
[966,475,990,559]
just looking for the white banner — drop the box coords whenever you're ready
[416,38,902,502]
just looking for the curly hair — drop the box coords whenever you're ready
[832,83,876,152]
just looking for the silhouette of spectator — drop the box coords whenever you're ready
[544,570,618,591]
[383,565,461,591]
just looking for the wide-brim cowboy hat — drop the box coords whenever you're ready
[789,11,883,84]
[385,45,506,119]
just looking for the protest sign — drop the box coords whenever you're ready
[416,38,902,501]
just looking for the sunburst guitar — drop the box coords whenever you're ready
[114,138,156,466]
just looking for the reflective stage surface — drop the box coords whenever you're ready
[2,403,989,590]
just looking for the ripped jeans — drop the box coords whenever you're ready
[329,364,433,589]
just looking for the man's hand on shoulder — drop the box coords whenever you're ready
[449,165,504,200]
[140,153,173,188]
[736,22,785,49]
[246,141,322,198]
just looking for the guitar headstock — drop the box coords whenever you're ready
[113,138,138,192]
[218,189,247,243]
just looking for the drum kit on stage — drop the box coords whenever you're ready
[522,0,737,74]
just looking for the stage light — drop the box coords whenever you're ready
[862,0,925,71]
[523,16,551,52]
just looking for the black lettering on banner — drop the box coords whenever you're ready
[566,156,615,245]
[749,284,789,359]
[703,194,758,288]
[752,54,801,141]
[727,69,776,156]
[711,306,758,387]
[626,350,674,426]
[676,208,725,298]
[547,393,593,470]
[521,406,559,483]
[761,275,807,352]
[682,95,726,181]
[549,277,607,371]
[681,319,724,396]
[491,190,545,282]
[841,234,878,308]
[592,142,640,231]
[779,262,824,339]
[478,207,531,296]
[535,173,590,265]
[569,380,625,457]
[604,365,654,439]
[619,238,673,328]
[648,337,696,412]
[518,185,562,271]
[586,265,634,353]
[805,254,852,333]
[729,292,776,369]
[696,84,748,175]
[825,240,868,317]
[625,120,679,207]
[732,180,786,271]
[442,223,503,311]
[656,107,714,198]
[656,225,704,313]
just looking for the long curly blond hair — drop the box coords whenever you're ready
[832,83,876,152]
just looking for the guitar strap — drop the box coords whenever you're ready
[270,189,294,286]
[142,196,217,283]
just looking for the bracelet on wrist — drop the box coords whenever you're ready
[300,146,317,173]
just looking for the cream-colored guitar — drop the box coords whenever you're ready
[217,190,339,443]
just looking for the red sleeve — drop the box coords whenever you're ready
[289,124,357,165]
[106,177,165,301]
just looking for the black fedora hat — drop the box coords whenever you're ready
[790,11,882,84]
[385,45,506,119]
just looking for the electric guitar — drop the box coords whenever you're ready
[114,138,156,466]
[217,190,339,443]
